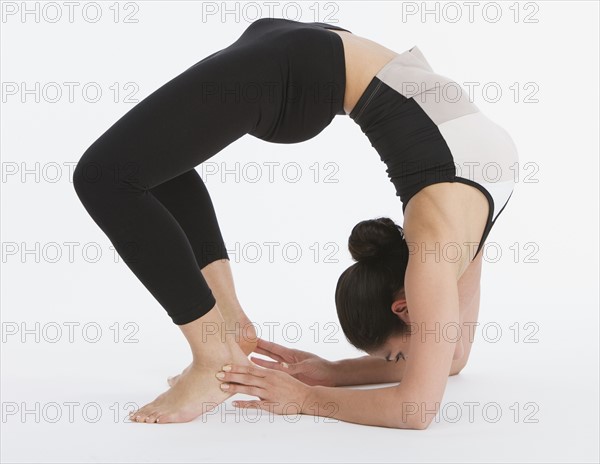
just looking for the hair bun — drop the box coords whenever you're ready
[348,217,406,261]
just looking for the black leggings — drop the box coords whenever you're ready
[73,18,349,325]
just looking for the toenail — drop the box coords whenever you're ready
[216,372,225,379]
[220,383,229,390]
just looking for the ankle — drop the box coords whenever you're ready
[189,338,236,368]
[237,323,258,355]
[216,318,258,355]
[216,301,245,321]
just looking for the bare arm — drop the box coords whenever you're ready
[225,243,471,428]
[250,338,409,386]
[333,246,485,385]
[252,251,484,388]
[226,187,484,428]
[449,245,484,374]
[330,356,406,385]
[252,338,466,388]
[303,240,462,429]
[331,350,470,386]
[227,245,465,429]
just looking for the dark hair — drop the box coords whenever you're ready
[335,217,410,352]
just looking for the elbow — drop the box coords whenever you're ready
[407,407,437,429]
[390,396,438,430]
[449,357,468,376]
[407,407,435,430]
[393,416,433,430]
[449,366,463,376]
[407,419,431,430]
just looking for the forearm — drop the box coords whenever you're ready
[330,356,406,386]
[329,354,465,386]
[302,384,421,429]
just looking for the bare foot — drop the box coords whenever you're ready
[237,317,258,355]
[167,314,257,387]
[130,342,249,424]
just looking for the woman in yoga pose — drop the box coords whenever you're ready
[73,17,518,428]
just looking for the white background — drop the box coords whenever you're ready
[1,1,598,462]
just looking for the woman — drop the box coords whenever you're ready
[73,17,518,428]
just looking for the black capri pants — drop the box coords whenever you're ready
[73,18,350,325]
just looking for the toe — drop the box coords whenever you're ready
[155,411,177,423]
[145,411,160,423]
[128,408,144,422]
[134,405,153,422]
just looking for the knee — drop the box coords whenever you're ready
[74,138,148,210]
[73,147,104,206]
[72,141,124,211]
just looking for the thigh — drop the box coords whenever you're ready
[80,46,267,190]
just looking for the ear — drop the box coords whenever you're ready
[391,297,409,325]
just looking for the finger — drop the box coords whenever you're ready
[218,372,267,388]
[221,363,267,377]
[257,338,294,359]
[249,356,280,369]
[254,346,287,363]
[232,400,276,413]
[250,356,295,373]
[219,383,264,398]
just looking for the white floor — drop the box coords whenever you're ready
[2,296,598,463]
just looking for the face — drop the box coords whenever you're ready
[368,332,411,363]
[368,330,465,361]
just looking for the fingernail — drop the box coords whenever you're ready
[281,362,289,368]
[220,383,229,390]
[215,372,225,379]
[222,364,232,372]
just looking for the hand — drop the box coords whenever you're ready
[249,338,337,387]
[216,362,312,415]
